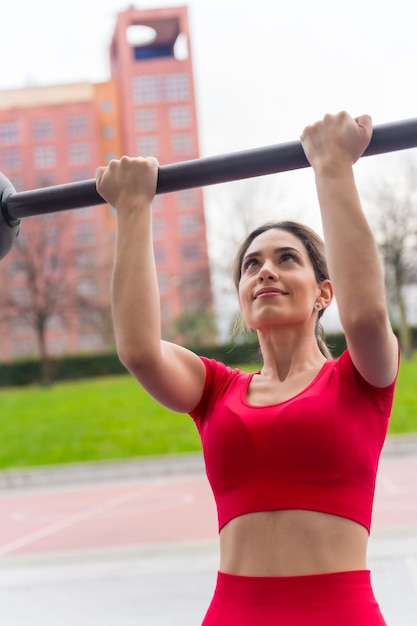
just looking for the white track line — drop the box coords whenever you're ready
[0,486,156,557]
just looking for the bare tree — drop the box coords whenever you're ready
[168,308,217,346]
[366,155,417,359]
[0,212,113,383]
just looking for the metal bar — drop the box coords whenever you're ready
[4,116,417,220]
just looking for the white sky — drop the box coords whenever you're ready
[1,0,417,331]
[2,0,416,153]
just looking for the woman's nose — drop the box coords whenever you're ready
[258,262,278,281]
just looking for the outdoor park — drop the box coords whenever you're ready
[0,353,417,470]
[1,1,417,625]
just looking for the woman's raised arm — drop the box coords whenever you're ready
[96,156,206,412]
[300,112,398,387]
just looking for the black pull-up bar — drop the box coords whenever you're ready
[1,116,417,261]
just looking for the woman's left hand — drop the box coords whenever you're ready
[300,111,373,173]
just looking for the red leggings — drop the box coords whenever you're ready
[201,569,387,625]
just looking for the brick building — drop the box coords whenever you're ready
[0,5,213,360]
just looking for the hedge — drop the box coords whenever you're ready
[0,332,350,388]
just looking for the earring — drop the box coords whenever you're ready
[314,302,322,311]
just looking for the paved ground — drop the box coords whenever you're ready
[0,435,417,625]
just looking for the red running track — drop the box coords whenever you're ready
[0,456,416,559]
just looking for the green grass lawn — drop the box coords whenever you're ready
[1,356,416,470]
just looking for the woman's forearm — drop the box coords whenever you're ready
[314,166,388,331]
[111,203,162,368]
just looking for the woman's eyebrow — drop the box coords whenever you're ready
[242,246,300,263]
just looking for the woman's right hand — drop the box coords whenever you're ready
[96,156,159,212]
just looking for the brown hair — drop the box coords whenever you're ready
[232,221,332,358]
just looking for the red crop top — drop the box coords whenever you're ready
[190,350,397,533]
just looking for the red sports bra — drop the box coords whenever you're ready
[190,350,397,533]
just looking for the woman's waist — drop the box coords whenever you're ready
[219,509,369,577]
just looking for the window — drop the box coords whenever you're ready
[33,120,53,140]
[182,269,208,292]
[7,258,27,275]
[74,223,96,245]
[164,73,189,101]
[172,132,194,155]
[75,206,94,219]
[176,190,197,209]
[132,73,189,103]
[10,315,28,332]
[135,108,157,131]
[152,216,165,239]
[0,122,19,145]
[11,287,30,305]
[44,225,59,245]
[101,100,113,112]
[132,75,159,103]
[154,244,167,264]
[181,241,201,261]
[34,146,56,168]
[48,336,66,355]
[70,169,91,182]
[157,272,170,294]
[68,143,90,165]
[78,277,99,299]
[43,254,62,272]
[79,334,103,350]
[48,314,64,330]
[137,135,159,156]
[13,339,36,358]
[2,149,20,169]
[160,299,171,324]
[76,250,95,270]
[103,125,115,138]
[67,116,88,136]
[36,173,56,188]
[152,195,164,211]
[178,214,200,235]
[169,106,191,128]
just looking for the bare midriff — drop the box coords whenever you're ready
[219,509,369,576]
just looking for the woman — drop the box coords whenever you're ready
[96,111,399,625]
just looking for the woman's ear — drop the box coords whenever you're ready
[317,279,333,310]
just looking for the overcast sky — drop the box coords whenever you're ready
[2,0,417,330]
[2,0,416,152]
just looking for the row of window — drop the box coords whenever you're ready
[157,269,208,294]
[9,332,105,358]
[9,169,94,191]
[0,116,91,145]
[154,241,202,264]
[1,144,91,171]
[1,133,194,173]
[136,132,194,157]
[132,73,189,104]
[9,275,100,306]
[0,102,192,150]
[152,214,201,238]
[135,105,192,131]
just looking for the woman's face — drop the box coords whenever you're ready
[238,228,323,331]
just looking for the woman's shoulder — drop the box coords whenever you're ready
[189,356,251,420]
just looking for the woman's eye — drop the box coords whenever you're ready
[280,253,296,263]
[243,259,258,271]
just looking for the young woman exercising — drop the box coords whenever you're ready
[96,111,399,625]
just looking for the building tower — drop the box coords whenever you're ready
[109,6,213,336]
[0,5,214,361]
